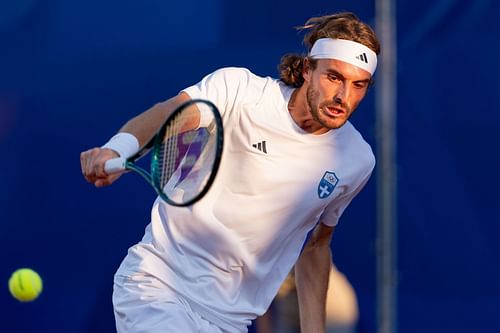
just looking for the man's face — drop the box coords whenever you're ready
[304,59,372,130]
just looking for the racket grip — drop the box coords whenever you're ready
[104,158,126,174]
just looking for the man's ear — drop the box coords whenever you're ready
[302,57,312,83]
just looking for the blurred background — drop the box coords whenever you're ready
[1,0,499,332]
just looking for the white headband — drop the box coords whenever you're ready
[309,38,378,75]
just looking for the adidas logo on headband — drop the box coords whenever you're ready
[356,53,368,64]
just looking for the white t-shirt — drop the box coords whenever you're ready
[116,67,375,332]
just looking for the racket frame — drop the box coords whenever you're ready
[114,99,223,206]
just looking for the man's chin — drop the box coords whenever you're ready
[322,117,347,130]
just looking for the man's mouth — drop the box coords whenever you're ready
[324,105,345,117]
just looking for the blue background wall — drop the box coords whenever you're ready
[1,1,498,332]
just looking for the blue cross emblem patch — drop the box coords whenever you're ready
[317,171,339,199]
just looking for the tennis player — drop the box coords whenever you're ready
[80,12,380,333]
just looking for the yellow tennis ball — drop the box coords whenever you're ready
[8,268,43,302]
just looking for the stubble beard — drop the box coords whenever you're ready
[306,85,350,130]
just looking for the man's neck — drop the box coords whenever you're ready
[288,86,329,135]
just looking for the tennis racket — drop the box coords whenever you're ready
[104,99,223,206]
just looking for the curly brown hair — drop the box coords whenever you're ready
[279,12,380,87]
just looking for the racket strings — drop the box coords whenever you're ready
[160,113,182,188]
[153,100,222,205]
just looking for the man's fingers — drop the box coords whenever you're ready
[94,173,121,187]
[94,162,106,178]
[94,179,107,187]
[81,147,121,185]
[81,148,101,182]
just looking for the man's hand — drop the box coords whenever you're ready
[80,147,122,187]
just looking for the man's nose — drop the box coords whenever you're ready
[333,83,350,105]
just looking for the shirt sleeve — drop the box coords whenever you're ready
[181,67,253,119]
[319,167,374,227]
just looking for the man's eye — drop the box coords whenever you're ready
[328,74,339,81]
[354,82,368,89]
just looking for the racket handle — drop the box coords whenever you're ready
[104,158,126,174]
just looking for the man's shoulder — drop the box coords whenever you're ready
[212,67,282,100]
[211,67,277,86]
[212,66,265,77]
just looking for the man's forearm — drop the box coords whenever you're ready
[295,224,334,333]
[119,92,192,146]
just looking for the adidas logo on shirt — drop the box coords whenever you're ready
[356,53,368,63]
[252,141,267,154]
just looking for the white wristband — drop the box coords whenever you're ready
[101,132,140,159]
